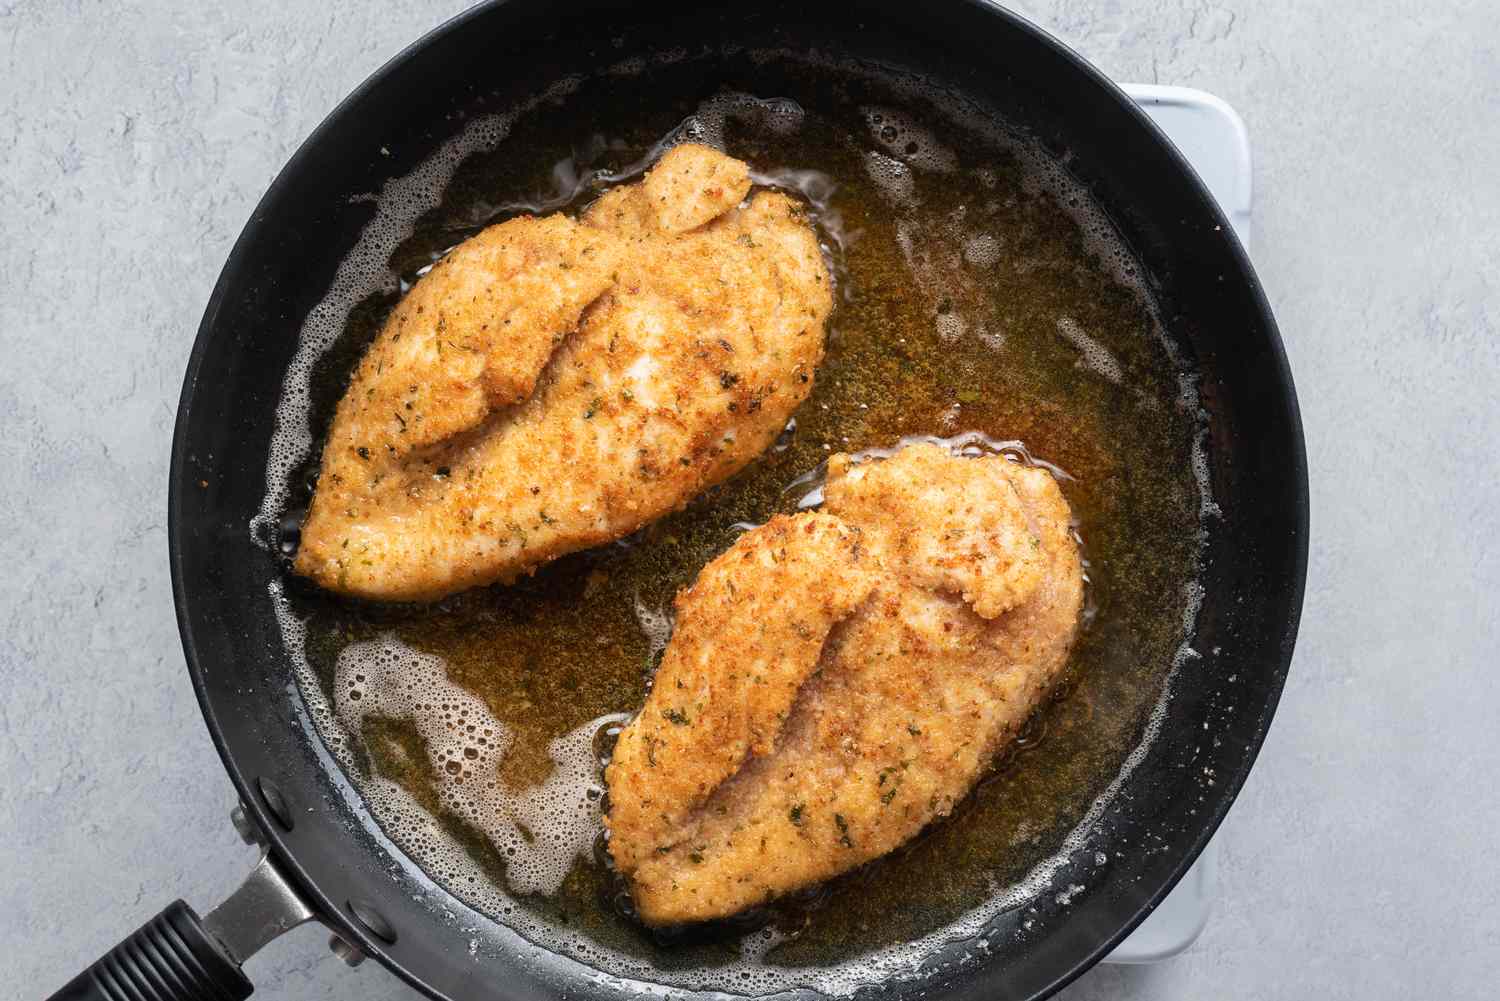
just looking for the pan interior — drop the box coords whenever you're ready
[253,43,1209,998]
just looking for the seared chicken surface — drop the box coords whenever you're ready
[605,443,1084,925]
[295,144,831,601]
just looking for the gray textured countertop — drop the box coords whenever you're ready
[3,2,1497,998]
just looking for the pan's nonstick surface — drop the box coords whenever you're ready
[172,4,1304,1001]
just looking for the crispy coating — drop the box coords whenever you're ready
[606,513,877,876]
[643,142,753,233]
[822,444,1047,620]
[605,443,1084,925]
[330,215,627,460]
[295,145,832,601]
[581,145,752,238]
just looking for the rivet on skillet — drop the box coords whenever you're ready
[347,898,398,944]
[256,776,295,831]
[329,932,367,967]
[229,801,263,845]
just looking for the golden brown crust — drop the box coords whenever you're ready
[294,145,832,601]
[605,513,877,875]
[331,215,625,459]
[824,445,1047,619]
[606,444,1084,925]
[642,143,753,233]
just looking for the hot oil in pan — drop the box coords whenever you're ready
[272,51,1203,992]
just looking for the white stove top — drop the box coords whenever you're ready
[1101,83,1252,965]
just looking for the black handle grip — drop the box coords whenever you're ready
[45,900,253,1001]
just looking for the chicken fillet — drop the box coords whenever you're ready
[605,443,1084,925]
[294,145,832,600]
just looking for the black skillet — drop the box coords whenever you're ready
[45,2,1306,999]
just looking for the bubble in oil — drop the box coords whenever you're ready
[1055,317,1124,384]
[861,106,959,173]
[591,719,623,770]
[276,509,304,556]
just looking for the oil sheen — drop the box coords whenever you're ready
[262,49,1206,996]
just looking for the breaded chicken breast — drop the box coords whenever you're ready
[295,145,832,601]
[605,443,1084,925]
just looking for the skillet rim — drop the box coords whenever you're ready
[168,1,1309,997]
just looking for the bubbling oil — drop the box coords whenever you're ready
[262,48,1206,997]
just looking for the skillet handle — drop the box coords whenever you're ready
[44,848,322,1001]
[44,900,253,1001]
